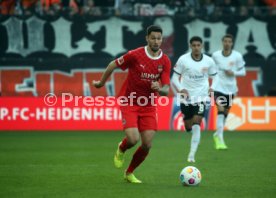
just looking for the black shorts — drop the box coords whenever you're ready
[180,102,206,121]
[214,91,234,107]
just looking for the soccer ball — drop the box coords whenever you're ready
[179,166,202,186]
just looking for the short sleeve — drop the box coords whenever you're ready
[208,58,217,76]
[160,57,171,85]
[211,53,218,65]
[236,53,245,69]
[115,51,134,71]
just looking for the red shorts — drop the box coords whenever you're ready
[120,105,157,132]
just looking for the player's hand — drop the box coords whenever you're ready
[151,81,160,91]
[208,87,214,96]
[225,70,234,76]
[92,80,104,88]
[179,89,189,99]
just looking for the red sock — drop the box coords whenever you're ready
[119,137,130,152]
[126,146,149,173]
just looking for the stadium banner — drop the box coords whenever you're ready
[0,15,275,96]
[212,97,276,131]
[0,68,262,97]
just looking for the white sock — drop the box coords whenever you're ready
[215,114,225,142]
[189,124,201,157]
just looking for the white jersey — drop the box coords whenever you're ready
[174,52,217,104]
[211,50,246,95]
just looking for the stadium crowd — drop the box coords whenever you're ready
[0,0,275,16]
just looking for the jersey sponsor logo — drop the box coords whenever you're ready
[188,74,204,80]
[158,65,163,73]
[117,56,124,65]
[141,73,160,80]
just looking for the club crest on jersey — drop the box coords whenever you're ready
[201,67,208,73]
[229,61,235,67]
[157,65,163,73]
[117,56,124,65]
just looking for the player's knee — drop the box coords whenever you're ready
[128,137,139,146]
[184,120,192,132]
[141,143,152,151]
[192,116,203,125]
[193,121,201,126]
[224,108,230,118]
[185,127,192,133]
[224,113,228,119]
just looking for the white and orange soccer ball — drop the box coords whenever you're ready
[180,166,202,186]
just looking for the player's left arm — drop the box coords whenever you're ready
[225,53,246,77]
[233,54,246,76]
[159,57,171,96]
[208,58,217,93]
[208,58,217,78]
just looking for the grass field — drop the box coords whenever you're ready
[0,131,276,198]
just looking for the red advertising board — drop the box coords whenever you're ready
[0,97,173,131]
[1,97,275,131]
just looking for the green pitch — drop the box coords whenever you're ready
[0,131,276,198]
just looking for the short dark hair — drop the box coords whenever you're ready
[222,34,234,41]
[147,25,162,35]
[189,36,203,44]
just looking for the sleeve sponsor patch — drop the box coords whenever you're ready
[117,56,124,65]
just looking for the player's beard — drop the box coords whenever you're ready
[150,45,160,53]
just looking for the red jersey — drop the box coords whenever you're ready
[115,46,171,106]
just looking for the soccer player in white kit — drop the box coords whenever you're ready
[211,34,246,150]
[171,36,217,162]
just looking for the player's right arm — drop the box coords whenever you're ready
[93,60,117,88]
[93,51,134,88]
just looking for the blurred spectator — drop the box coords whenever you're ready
[69,0,84,15]
[263,0,276,7]
[240,0,261,16]
[83,0,102,15]
[153,3,169,15]
[166,0,186,7]
[201,0,215,15]
[41,0,62,15]
[134,3,153,16]
[0,0,16,15]
[21,0,38,15]
[219,0,236,15]
[262,0,276,15]
[186,0,200,8]
[114,0,133,16]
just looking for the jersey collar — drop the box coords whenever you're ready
[222,50,232,57]
[191,53,203,62]
[144,46,163,60]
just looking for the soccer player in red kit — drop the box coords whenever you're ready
[93,25,171,183]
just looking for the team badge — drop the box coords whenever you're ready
[229,61,234,66]
[158,65,163,73]
[201,67,208,73]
